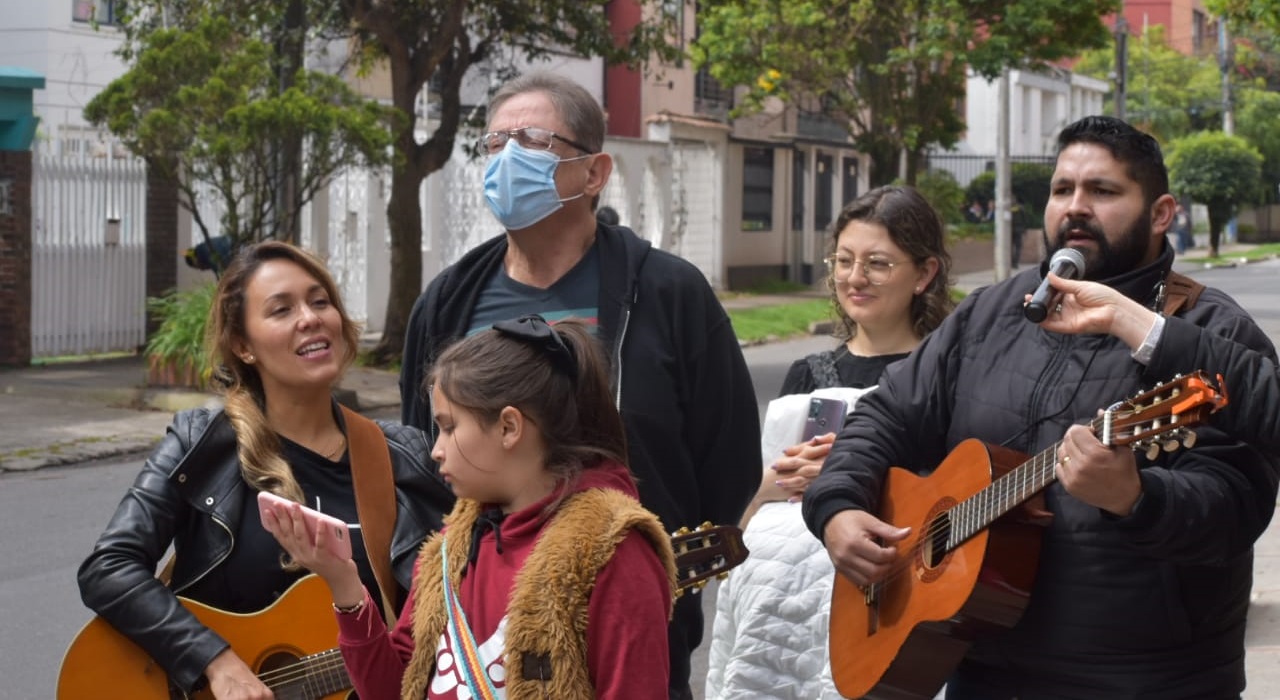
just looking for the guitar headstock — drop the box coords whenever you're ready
[672,522,749,596]
[1101,370,1228,459]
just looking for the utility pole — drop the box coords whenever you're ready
[1114,7,1128,121]
[1219,19,1234,135]
[995,68,1012,283]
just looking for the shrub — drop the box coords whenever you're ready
[145,283,217,389]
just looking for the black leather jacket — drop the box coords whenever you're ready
[77,404,454,692]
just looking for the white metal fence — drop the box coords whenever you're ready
[31,148,148,358]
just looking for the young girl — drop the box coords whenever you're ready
[264,315,676,699]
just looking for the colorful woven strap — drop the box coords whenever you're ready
[441,537,501,700]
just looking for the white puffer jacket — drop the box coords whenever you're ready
[706,388,870,700]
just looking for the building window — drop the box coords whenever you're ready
[741,147,774,231]
[1192,10,1207,53]
[815,153,834,231]
[792,150,807,230]
[842,157,859,208]
[72,0,118,25]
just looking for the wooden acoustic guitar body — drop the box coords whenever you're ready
[829,439,1049,699]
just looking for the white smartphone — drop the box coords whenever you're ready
[257,491,353,560]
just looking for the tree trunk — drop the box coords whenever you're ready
[1207,202,1227,260]
[370,51,429,365]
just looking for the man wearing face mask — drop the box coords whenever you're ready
[399,71,763,700]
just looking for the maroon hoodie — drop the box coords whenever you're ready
[336,461,671,699]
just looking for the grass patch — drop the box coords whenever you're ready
[1181,242,1280,264]
[728,299,832,344]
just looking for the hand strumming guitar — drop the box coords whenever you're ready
[204,648,273,699]
[821,509,911,588]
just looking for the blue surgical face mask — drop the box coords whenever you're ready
[483,140,589,230]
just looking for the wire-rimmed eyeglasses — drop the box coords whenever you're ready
[824,254,900,285]
[477,126,595,156]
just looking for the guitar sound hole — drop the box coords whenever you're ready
[921,513,951,568]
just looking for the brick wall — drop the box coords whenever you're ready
[0,151,32,367]
[145,166,179,338]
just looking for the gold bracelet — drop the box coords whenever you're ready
[333,597,366,615]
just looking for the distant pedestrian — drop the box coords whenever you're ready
[1172,204,1193,253]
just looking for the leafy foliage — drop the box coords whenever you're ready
[693,0,1118,185]
[144,283,217,388]
[910,170,966,225]
[1167,131,1263,257]
[963,162,1054,229]
[85,13,395,251]
[1073,25,1223,142]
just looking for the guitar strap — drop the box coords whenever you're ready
[340,404,400,624]
[440,536,502,700]
[1162,270,1205,316]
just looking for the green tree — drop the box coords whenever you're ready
[111,0,680,363]
[1167,131,1263,257]
[1073,24,1223,142]
[85,14,395,264]
[1236,86,1280,201]
[692,0,1118,186]
[1205,0,1280,34]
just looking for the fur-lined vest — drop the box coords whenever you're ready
[400,488,677,700]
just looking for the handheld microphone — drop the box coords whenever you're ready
[1024,248,1086,323]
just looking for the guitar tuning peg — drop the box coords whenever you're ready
[674,526,690,536]
[1145,443,1161,461]
[700,521,713,530]
[717,572,731,581]
[1162,439,1180,452]
[1181,431,1197,449]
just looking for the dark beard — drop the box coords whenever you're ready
[1046,214,1151,281]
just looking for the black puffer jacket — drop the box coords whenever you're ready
[804,245,1280,698]
[77,404,454,692]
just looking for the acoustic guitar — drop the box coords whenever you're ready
[829,371,1228,699]
[57,522,747,699]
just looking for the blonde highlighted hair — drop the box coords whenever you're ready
[205,241,360,504]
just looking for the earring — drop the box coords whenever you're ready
[243,353,255,363]
[914,286,923,294]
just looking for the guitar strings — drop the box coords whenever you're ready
[256,648,348,690]
[869,408,1115,593]
[869,382,1191,596]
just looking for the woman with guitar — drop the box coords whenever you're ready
[263,315,677,699]
[707,185,954,700]
[803,116,1279,699]
[76,242,454,698]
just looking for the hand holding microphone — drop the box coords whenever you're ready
[1024,248,1086,322]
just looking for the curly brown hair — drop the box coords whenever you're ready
[825,185,955,342]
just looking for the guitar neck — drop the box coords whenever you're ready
[949,441,1061,547]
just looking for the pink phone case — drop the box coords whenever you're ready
[257,491,353,560]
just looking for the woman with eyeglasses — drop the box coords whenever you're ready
[706,185,955,700]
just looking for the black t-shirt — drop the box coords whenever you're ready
[779,346,910,396]
[199,440,379,614]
